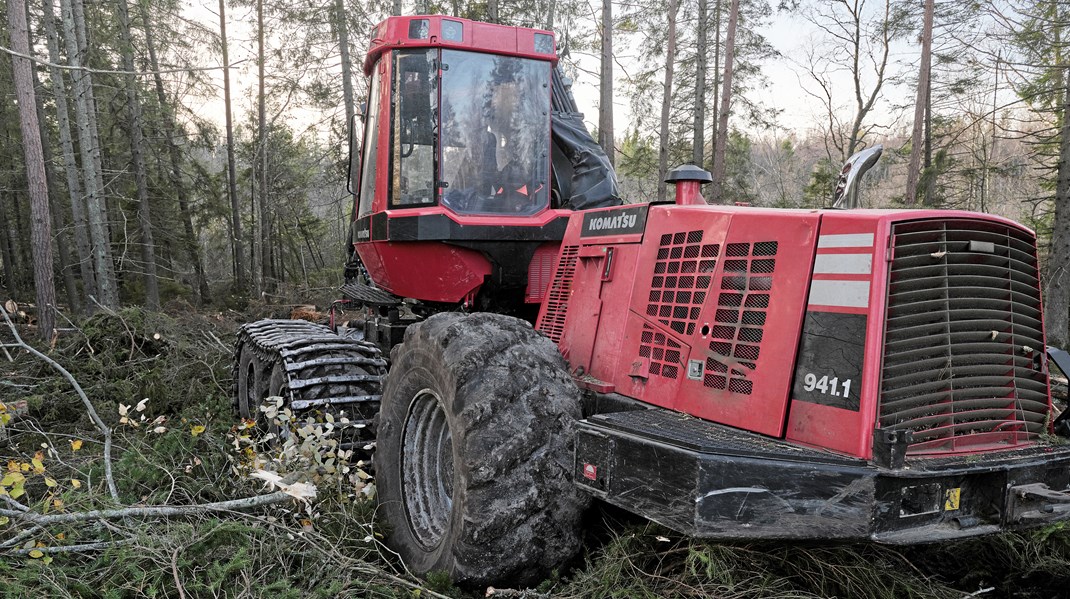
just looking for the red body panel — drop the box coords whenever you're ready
[359,241,490,303]
[542,204,818,438]
[537,205,1050,459]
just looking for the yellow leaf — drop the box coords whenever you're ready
[6,461,17,473]
[70,439,83,451]
[31,458,45,475]
[19,463,29,472]
[44,477,57,488]
[52,498,63,509]
[0,516,9,526]
[10,482,25,499]
[70,479,81,489]
[56,533,65,540]
[1,472,24,486]
[190,425,206,437]
[28,550,43,559]
[42,556,53,565]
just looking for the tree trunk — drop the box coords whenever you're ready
[1046,65,1070,348]
[709,0,740,203]
[218,0,246,293]
[904,0,934,205]
[488,0,498,23]
[116,0,160,310]
[393,0,402,16]
[0,192,16,297]
[336,0,356,129]
[257,0,270,291]
[693,0,708,167]
[8,0,58,339]
[142,5,210,304]
[657,0,679,202]
[60,0,119,310]
[30,45,79,315]
[598,0,614,167]
[43,0,95,307]
[709,0,722,173]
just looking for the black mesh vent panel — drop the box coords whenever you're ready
[640,325,683,380]
[647,231,719,335]
[704,241,779,396]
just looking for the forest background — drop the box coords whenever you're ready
[2,0,1070,343]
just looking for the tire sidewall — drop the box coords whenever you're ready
[236,345,266,420]
[377,342,465,577]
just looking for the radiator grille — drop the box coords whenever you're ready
[538,245,579,343]
[704,241,778,396]
[646,231,719,335]
[526,244,558,302]
[639,325,683,379]
[880,219,1048,454]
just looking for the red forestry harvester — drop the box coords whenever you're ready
[233,15,1070,586]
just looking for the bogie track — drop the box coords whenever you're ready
[232,319,386,455]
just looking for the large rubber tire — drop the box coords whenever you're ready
[236,344,269,421]
[376,312,588,587]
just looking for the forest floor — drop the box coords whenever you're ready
[0,305,1069,598]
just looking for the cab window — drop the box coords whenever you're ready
[392,50,437,207]
[357,66,382,218]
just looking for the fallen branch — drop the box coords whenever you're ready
[0,307,120,503]
[0,490,294,527]
[11,538,136,555]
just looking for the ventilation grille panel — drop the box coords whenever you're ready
[880,219,1048,454]
[526,244,558,302]
[538,245,579,343]
[704,241,778,396]
[646,230,719,335]
[640,325,683,380]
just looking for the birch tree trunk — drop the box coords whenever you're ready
[8,0,58,338]
[657,0,679,202]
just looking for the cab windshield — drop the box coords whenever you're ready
[438,50,550,215]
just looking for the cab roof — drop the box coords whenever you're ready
[364,15,558,75]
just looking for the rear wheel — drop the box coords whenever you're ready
[376,312,588,587]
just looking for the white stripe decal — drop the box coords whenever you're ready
[808,280,870,308]
[813,253,872,275]
[817,233,874,248]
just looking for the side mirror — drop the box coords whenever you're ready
[832,145,882,209]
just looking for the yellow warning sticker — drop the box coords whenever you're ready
[944,487,961,511]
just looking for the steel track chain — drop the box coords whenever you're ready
[232,319,386,453]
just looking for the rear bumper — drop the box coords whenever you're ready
[574,410,1070,542]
